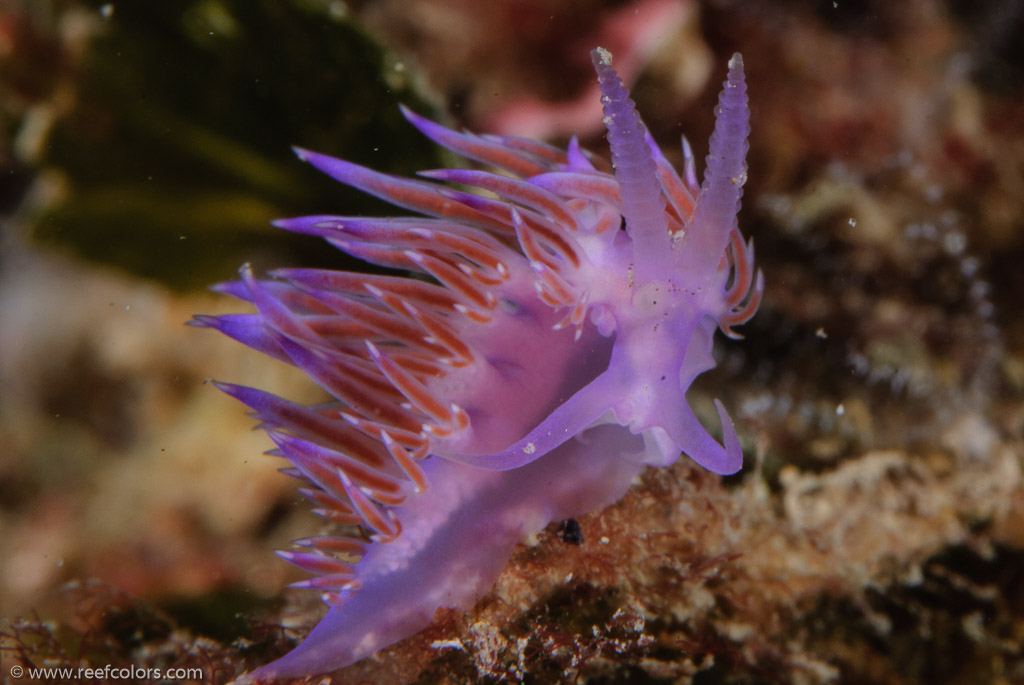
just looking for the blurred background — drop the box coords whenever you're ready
[1,0,1023,682]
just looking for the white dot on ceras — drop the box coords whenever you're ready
[523,442,536,454]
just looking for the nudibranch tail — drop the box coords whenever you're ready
[200,48,760,682]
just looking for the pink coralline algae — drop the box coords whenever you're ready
[195,48,759,681]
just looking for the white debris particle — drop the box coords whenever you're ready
[430,638,466,652]
[943,231,967,255]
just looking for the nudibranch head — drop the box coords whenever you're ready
[196,47,759,680]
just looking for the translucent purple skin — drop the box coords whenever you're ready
[198,49,759,681]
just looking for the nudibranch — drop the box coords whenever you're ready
[196,48,759,681]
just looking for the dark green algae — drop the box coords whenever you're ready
[30,0,444,291]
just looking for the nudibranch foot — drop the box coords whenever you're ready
[241,423,647,682]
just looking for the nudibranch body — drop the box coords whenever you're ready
[197,48,758,681]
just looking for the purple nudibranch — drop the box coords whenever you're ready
[196,48,759,681]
